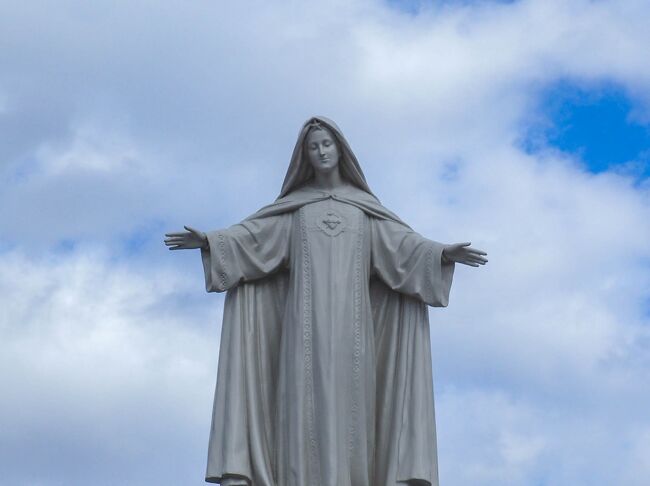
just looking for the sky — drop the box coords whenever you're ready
[1,0,649,485]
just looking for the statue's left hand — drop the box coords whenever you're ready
[442,242,487,267]
[164,226,208,250]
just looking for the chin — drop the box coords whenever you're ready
[312,163,337,173]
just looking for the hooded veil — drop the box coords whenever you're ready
[201,116,453,486]
[279,116,374,198]
[248,116,405,225]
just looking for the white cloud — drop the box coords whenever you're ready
[0,250,222,485]
[35,124,141,175]
[1,0,650,485]
[436,387,650,485]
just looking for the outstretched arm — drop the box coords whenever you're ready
[442,242,488,267]
[165,214,292,293]
[164,226,208,250]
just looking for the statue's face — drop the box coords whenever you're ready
[305,127,340,174]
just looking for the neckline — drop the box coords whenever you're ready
[302,182,356,197]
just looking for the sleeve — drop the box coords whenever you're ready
[200,212,292,293]
[370,217,455,307]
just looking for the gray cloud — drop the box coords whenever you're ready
[1,0,650,485]
[0,250,221,485]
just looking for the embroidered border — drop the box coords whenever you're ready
[348,211,364,453]
[426,244,435,304]
[217,233,228,290]
[299,208,320,485]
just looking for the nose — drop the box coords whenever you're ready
[318,145,326,156]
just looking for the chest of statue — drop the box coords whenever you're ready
[301,197,363,239]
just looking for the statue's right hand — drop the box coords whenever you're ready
[164,225,208,250]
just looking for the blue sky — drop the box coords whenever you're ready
[1,1,650,485]
[523,81,650,176]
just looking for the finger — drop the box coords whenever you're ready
[457,241,471,247]
[469,258,487,265]
[467,255,488,263]
[164,238,186,245]
[459,260,479,267]
[165,231,190,237]
[184,225,200,234]
[169,245,185,250]
[458,257,480,264]
[467,248,487,256]
[465,259,486,266]
[457,249,484,259]
[165,236,186,243]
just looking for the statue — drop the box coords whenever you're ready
[164,117,487,486]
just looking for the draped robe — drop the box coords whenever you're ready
[200,184,454,486]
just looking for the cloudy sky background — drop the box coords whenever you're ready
[1,0,650,484]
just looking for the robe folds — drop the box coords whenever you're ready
[201,184,454,486]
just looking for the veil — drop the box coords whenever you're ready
[278,116,375,198]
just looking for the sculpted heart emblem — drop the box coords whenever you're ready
[317,210,346,237]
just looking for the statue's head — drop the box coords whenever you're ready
[278,116,374,198]
[304,120,341,176]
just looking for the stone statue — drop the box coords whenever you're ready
[165,117,487,486]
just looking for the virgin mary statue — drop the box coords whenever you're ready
[165,116,487,486]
